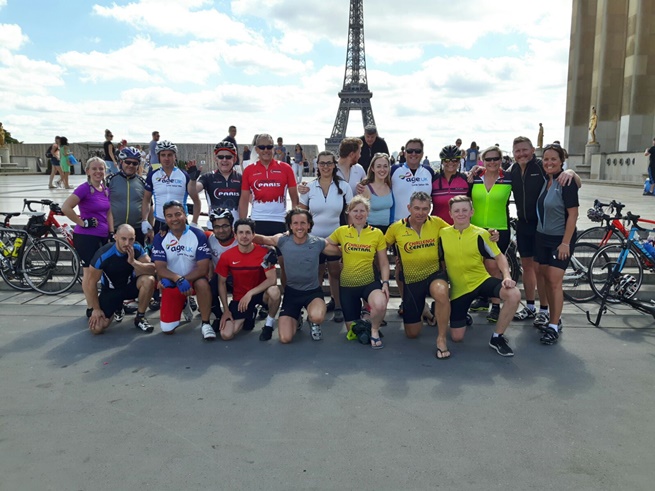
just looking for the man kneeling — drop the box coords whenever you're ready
[217,218,281,341]
[84,224,156,334]
[440,196,520,356]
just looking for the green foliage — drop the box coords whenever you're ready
[2,127,22,144]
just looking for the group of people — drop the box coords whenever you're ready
[57,128,580,359]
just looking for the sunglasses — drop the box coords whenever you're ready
[406,148,422,154]
[484,157,501,162]
[213,224,231,230]
[317,161,335,166]
[216,155,234,160]
[257,145,274,150]
[123,160,140,166]
[442,159,459,163]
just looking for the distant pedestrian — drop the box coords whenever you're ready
[103,129,119,175]
[465,141,479,171]
[149,131,160,170]
[274,137,287,162]
[242,145,251,162]
[58,136,72,189]
[224,125,239,166]
[47,136,63,189]
[643,138,655,196]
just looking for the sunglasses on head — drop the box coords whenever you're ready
[406,148,422,154]
[216,155,234,160]
[484,157,501,162]
[257,145,274,150]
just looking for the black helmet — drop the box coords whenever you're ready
[440,145,461,160]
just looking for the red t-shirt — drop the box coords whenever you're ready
[216,245,274,301]
[241,160,296,222]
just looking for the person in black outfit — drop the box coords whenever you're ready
[224,125,239,165]
[358,125,390,173]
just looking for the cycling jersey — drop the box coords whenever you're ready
[241,160,297,222]
[536,172,579,236]
[91,242,147,289]
[329,225,386,287]
[509,156,545,223]
[198,170,241,218]
[385,216,447,284]
[431,171,469,224]
[390,163,434,222]
[151,225,211,276]
[145,167,191,222]
[299,179,352,238]
[106,171,146,228]
[216,245,274,301]
[469,169,512,230]
[439,225,501,299]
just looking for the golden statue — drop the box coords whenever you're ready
[0,122,5,147]
[588,106,598,143]
[537,123,544,148]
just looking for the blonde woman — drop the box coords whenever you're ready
[358,152,393,234]
[62,157,113,314]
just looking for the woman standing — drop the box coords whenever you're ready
[294,144,307,182]
[62,157,113,314]
[468,145,513,321]
[535,144,579,345]
[48,136,64,189]
[58,136,72,189]
[299,150,353,323]
[431,145,470,224]
[103,129,119,175]
[465,142,479,171]
[358,152,393,234]
[327,196,389,349]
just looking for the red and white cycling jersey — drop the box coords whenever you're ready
[241,160,296,222]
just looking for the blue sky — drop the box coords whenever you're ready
[1,0,572,156]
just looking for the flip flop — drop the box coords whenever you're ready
[370,336,384,350]
[435,347,451,360]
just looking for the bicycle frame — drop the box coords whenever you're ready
[22,199,74,246]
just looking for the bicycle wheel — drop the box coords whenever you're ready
[563,242,598,303]
[0,231,33,291]
[505,242,522,283]
[575,226,624,247]
[22,238,81,294]
[588,244,643,303]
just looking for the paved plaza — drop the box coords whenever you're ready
[1,175,654,490]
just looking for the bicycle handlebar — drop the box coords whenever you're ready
[22,198,61,214]
[625,212,647,231]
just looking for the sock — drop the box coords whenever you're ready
[548,322,559,332]
[202,319,210,325]
[265,315,275,327]
[492,332,500,338]
[136,312,145,319]
[539,306,549,313]
[490,304,500,312]
[527,301,535,311]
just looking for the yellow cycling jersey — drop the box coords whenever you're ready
[329,225,387,287]
[385,216,447,284]
[439,224,501,299]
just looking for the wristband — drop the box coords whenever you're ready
[382,280,390,285]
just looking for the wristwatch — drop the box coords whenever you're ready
[382,280,390,285]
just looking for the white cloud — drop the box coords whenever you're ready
[0,23,29,51]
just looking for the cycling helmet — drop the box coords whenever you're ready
[440,145,461,160]
[214,140,238,157]
[615,274,639,298]
[586,208,604,222]
[209,208,234,224]
[118,146,142,162]
[156,140,177,154]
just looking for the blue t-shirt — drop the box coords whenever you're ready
[151,226,211,276]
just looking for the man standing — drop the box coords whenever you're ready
[440,196,520,357]
[196,141,241,226]
[141,140,201,241]
[149,131,160,170]
[223,125,239,165]
[358,125,389,173]
[107,147,148,244]
[84,224,157,335]
[337,137,367,195]
[217,218,281,341]
[255,209,341,343]
[274,137,287,163]
[385,192,451,358]
[389,138,434,222]
[151,200,214,339]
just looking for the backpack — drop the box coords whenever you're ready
[46,145,54,159]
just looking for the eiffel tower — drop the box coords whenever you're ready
[325,0,376,153]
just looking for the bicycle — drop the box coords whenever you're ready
[0,215,81,295]
[21,198,75,246]
[577,199,655,246]
[585,212,655,326]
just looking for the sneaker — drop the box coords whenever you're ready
[333,308,344,323]
[486,308,499,323]
[297,312,304,331]
[134,316,154,333]
[259,324,274,341]
[326,297,336,312]
[397,302,404,316]
[114,307,125,323]
[201,323,217,340]
[513,306,536,321]
[183,300,194,322]
[188,296,198,312]
[86,308,93,318]
[534,311,550,331]
[148,298,161,311]
[258,305,269,320]
[469,297,490,312]
[310,322,322,341]
[346,329,358,341]
[540,326,560,345]
[489,334,514,357]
